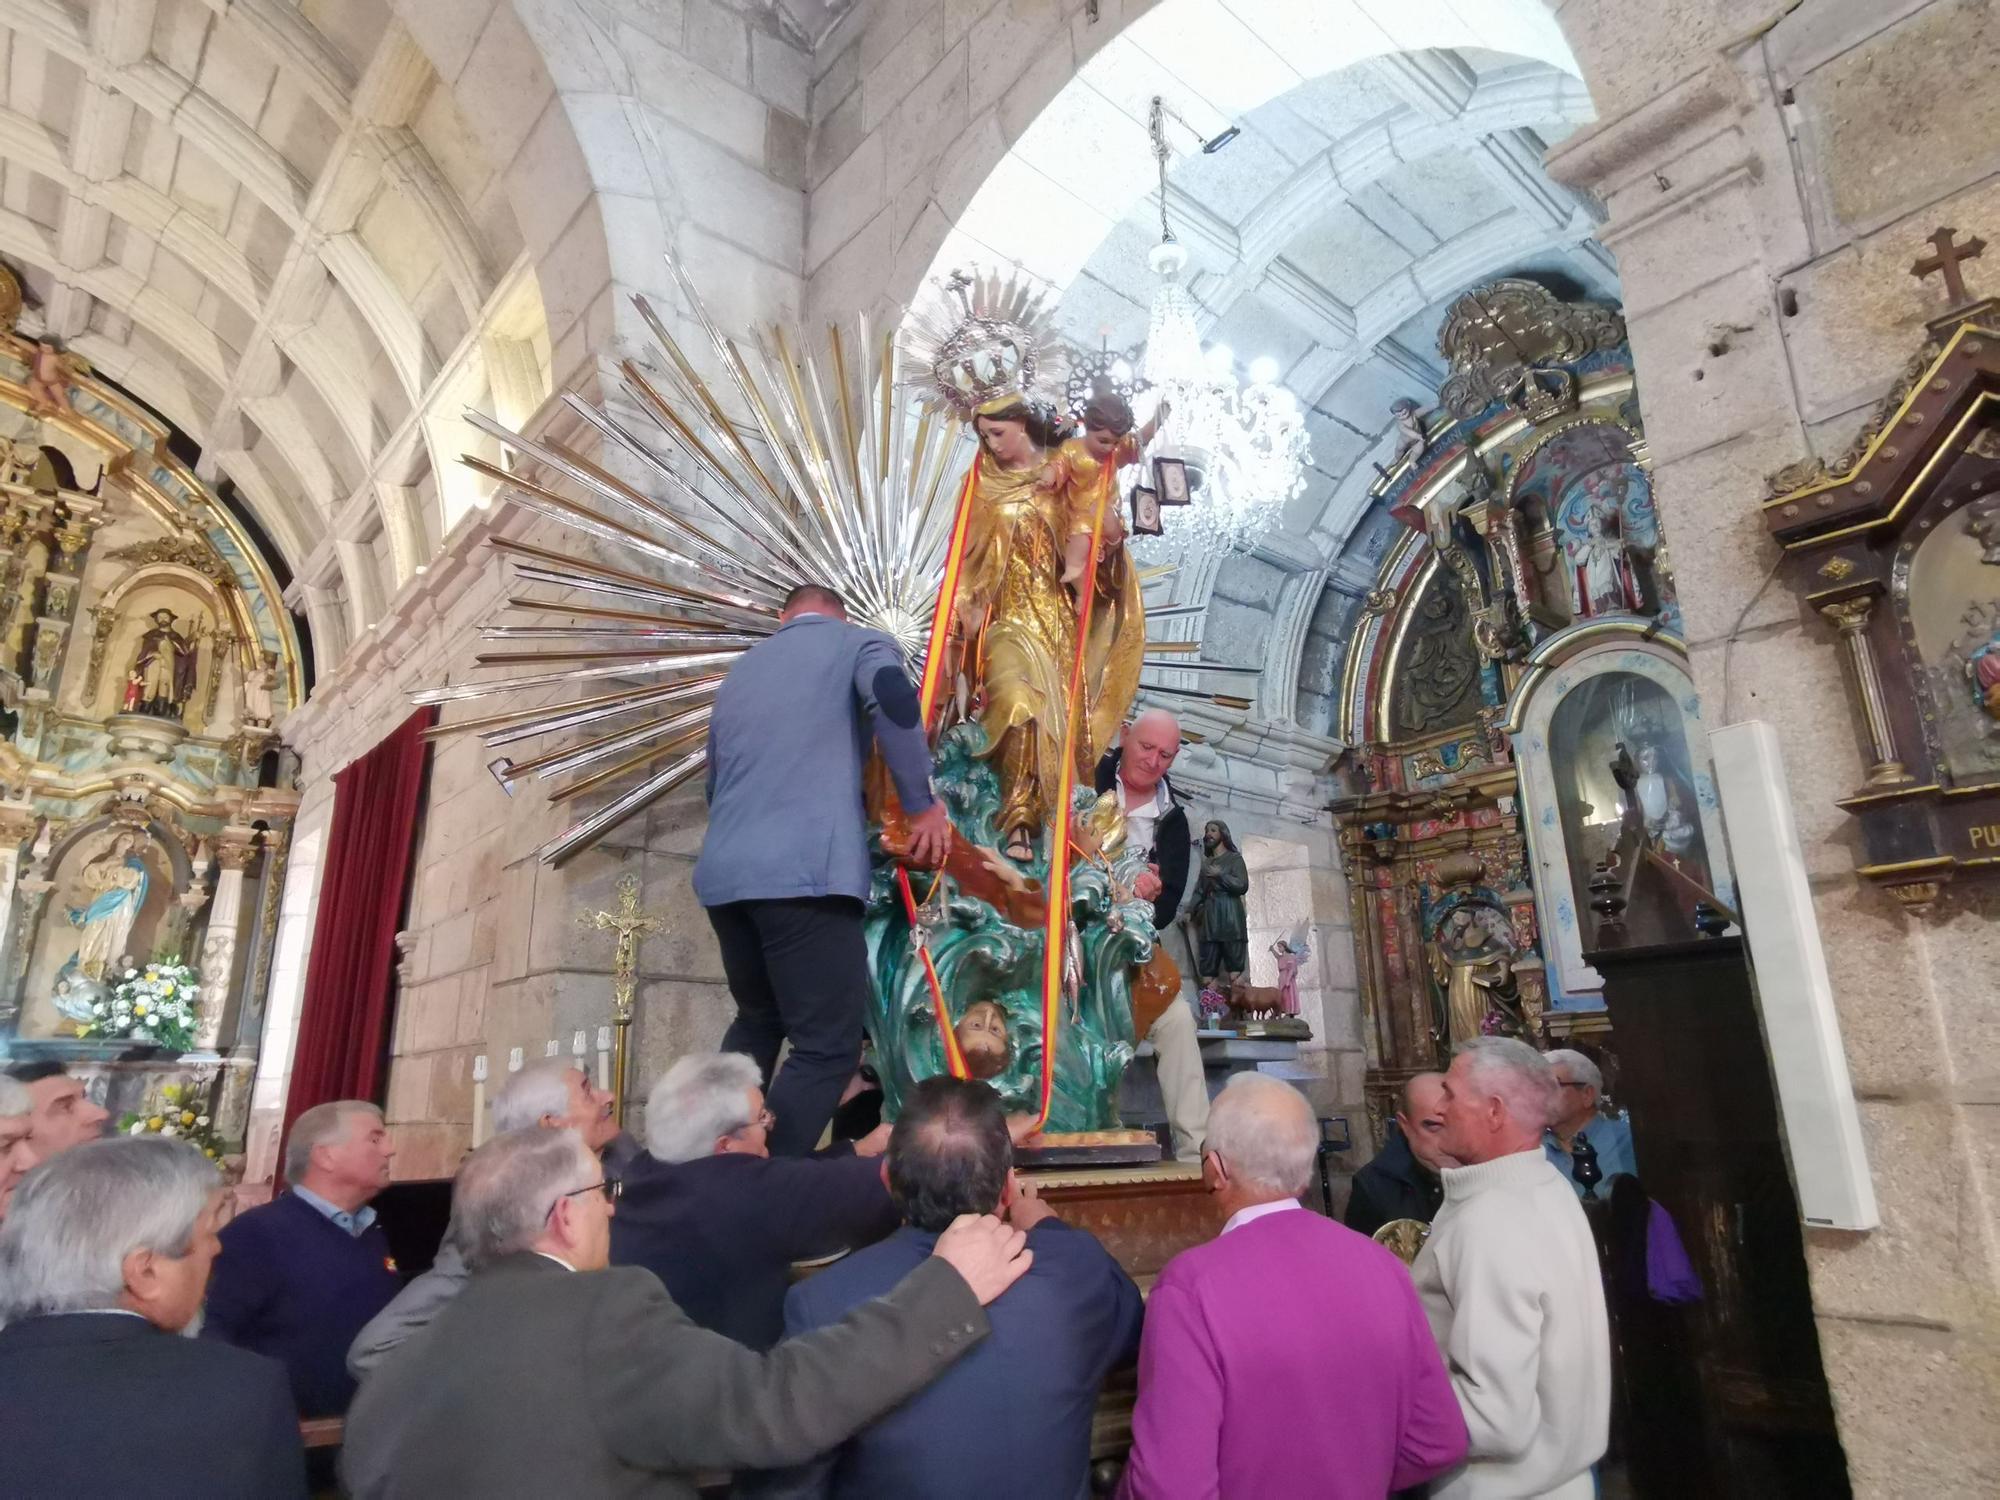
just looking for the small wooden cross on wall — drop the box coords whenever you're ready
[1911,226,1986,306]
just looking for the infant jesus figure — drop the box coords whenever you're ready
[1057,387,1169,596]
[952,999,1013,1083]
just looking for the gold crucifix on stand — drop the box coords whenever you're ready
[579,873,663,1127]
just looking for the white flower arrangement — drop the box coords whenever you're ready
[118,1081,226,1165]
[75,958,202,1053]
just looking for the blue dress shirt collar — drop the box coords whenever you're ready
[292,1185,377,1237]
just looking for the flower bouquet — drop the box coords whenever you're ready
[118,1079,226,1166]
[74,959,202,1053]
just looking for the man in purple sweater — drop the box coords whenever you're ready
[1119,1074,1467,1499]
[205,1100,401,1417]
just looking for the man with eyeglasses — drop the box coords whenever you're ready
[1542,1048,1636,1195]
[342,1127,1035,1500]
[611,1052,901,1352]
[1344,1072,1455,1237]
[348,1061,627,1378]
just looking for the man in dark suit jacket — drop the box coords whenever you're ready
[0,1137,306,1498]
[750,1076,1144,1500]
[343,1125,1033,1500]
[1343,1072,1452,1238]
[612,1052,899,1350]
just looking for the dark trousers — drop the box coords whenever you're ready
[708,896,869,1157]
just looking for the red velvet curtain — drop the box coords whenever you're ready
[279,707,436,1173]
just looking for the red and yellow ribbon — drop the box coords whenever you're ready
[1030,457,1116,1127]
[900,457,984,1079]
[916,457,983,730]
[899,449,1117,1127]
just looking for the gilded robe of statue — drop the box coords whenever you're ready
[958,442,1143,843]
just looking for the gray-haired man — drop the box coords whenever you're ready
[1418,1038,1610,1499]
[348,1060,627,1377]
[341,1127,1033,1499]
[697,583,949,1156]
[0,1138,306,1496]
[610,1052,900,1351]
[203,1099,400,1416]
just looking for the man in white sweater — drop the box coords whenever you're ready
[1413,1037,1610,1499]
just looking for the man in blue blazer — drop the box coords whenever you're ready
[750,1077,1144,1500]
[695,583,949,1156]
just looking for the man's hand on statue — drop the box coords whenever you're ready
[1004,1113,1045,1149]
[932,1214,1033,1305]
[906,800,951,867]
[1134,866,1163,902]
[1006,1180,1058,1232]
[850,1122,894,1158]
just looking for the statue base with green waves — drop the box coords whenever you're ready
[865,724,1178,1135]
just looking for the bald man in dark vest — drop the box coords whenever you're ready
[695,584,949,1156]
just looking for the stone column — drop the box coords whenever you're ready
[194,831,261,1053]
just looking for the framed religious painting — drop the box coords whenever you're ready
[1130,483,1163,536]
[1153,457,1191,506]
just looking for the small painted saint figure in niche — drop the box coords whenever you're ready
[1269,936,1307,1018]
[131,608,199,719]
[1563,475,1645,619]
[1633,742,1702,865]
[1191,820,1249,984]
[1430,905,1519,1045]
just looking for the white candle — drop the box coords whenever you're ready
[596,1026,612,1091]
[572,1029,588,1069]
[545,1039,560,1058]
[508,1047,523,1074]
[471,1055,489,1148]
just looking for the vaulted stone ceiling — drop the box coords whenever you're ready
[0,0,550,668]
[901,0,1611,737]
[1049,47,1608,734]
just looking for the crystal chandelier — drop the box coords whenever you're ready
[1138,97,1311,555]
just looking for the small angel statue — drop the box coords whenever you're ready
[1269,924,1312,1017]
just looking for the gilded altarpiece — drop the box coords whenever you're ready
[0,267,304,1158]
[1765,286,2000,912]
[1331,280,1688,1138]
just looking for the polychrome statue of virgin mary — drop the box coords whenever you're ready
[913,292,1158,864]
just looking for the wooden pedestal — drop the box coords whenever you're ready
[1027,1159,1217,1283]
[1025,1160,1220,1480]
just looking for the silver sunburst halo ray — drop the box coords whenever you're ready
[414,258,969,865]
[414,261,1239,867]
